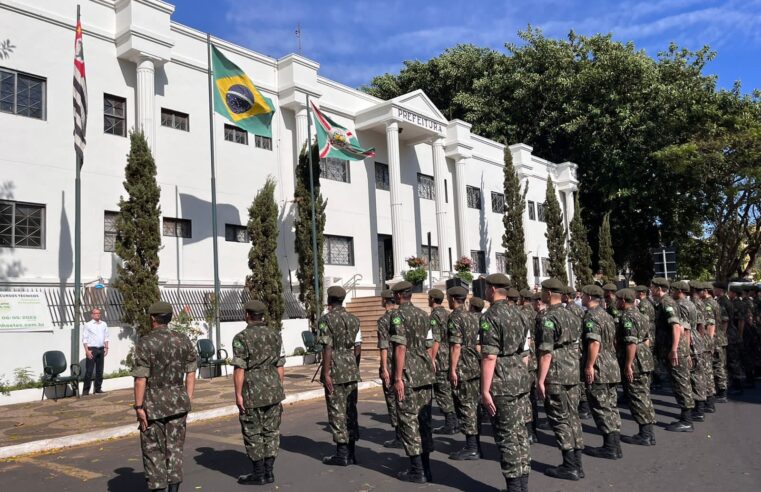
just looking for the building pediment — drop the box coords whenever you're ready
[355,89,447,141]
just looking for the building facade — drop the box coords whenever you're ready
[0,0,579,300]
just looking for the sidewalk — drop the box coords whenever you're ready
[0,356,380,456]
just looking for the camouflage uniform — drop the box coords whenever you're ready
[741,294,758,383]
[377,309,398,428]
[232,321,286,462]
[390,302,435,457]
[566,302,589,416]
[317,307,362,444]
[431,305,455,415]
[680,297,707,403]
[695,297,716,398]
[538,304,584,451]
[132,327,197,490]
[617,307,656,425]
[654,295,694,411]
[582,306,622,435]
[448,307,481,436]
[480,299,531,479]
[522,303,538,427]
[724,295,745,387]
[708,295,728,394]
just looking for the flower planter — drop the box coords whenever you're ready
[446,277,469,290]
[411,281,424,293]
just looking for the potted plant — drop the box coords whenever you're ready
[404,256,428,292]
[453,256,474,285]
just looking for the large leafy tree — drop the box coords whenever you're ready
[569,192,594,288]
[544,176,568,284]
[246,177,284,328]
[114,131,161,337]
[502,148,529,289]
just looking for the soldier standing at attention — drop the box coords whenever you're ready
[318,286,362,467]
[480,274,531,491]
[704,282,728,403]
[651,278,694,432]
[391,281,435,483]
[581,285,623,460]
[692,282,716,414]
[673,281,706,422]
[566,285,590,421]
[429,289,458,435]
[446,286,483,461]
[233,300,286,485]
[537,278,585,481]
[602,283,621,324]
[635,285,660,388]
[615,289,657,446]
[519,289,539,443]
[470,296,485,313]
[725,284,746,395]
[132,302,197,492]
[377,289,403,448]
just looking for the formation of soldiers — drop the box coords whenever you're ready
[130,277,761,491]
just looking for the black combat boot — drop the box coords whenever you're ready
[322,443,350,466]
[383,427,403,448]
[504,476,522,491]
[575,449,584,479]
[645,423,656,445]
[692,400,705,422]
[715,388,728,403]
[433,412,459,435]
[449,434,480,460]
[613,431,623,458]
[476,434,484,458]
[728,380,743,395]
[584,432,618,459]
[621,424,652,446]
[348,440,358,464]
[578,400,592,420]
[263,456,275,484]
[544,449,580,481]
[665,409,694,432]
[167,483,180,492]
[238,459,266,484]
[421,452,433,482]
[705,395,716,413]
[526,422,538,444]
[398,454,426,483]
[521,473,529,491]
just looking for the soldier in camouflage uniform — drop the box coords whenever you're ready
[704,282,729,403]
[725,284,746,394]
[429,289,458,435]
[615,289,657,446]
[470,296,485,313]
[580,285,623,460]
[672,281,706,422]
[520,288,540,443]
[377,289,403,448]
[602,283,621,324]
[692,282,716,413]
[740,286,757,388]
[480,274,532,491]
[318,286,363,467]
[233,300,286,485]
[565,285,590,421]
[132,302,197,492]
[537,278,585,481]
[651,278,694,432]
[446,286,483,461]
[391,281,435,483]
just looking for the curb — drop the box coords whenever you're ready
[0,380,381,460]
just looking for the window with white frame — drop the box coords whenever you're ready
[0,200,45,249]
[496,252,507,273]
[532,256,540,277]
[104,94,126,136]
[375,162,389,190]
[467,186,481,209]
[255,135,272,150]
[104,211,118,252]
[541,257,550,276]
[225,224,249,243]
[224,124,248,144]
[320,157,350,183]
[163,217,192,238]
[160,108,189,131]
[528,200,536,220]
[421,245,440,271]
[491,192,505,213]
[537,202,546,222]
[324,235,354,265]
[471,250,486,273]
[0,68,46,119]
[417,173,435,200]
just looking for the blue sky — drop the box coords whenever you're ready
[171,0,761,92]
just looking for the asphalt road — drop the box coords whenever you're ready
[1,385,759,492]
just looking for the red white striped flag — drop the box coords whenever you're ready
[73,8,87,165]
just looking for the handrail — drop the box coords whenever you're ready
[342,274,363,298]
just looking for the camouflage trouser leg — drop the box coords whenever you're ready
[544,384,583,451]
[383,383,398,428]
[434,371,455,414]
[623,373,656,425]
[578,382,588,403]
[523,371,537,424]
[690,356,707,401]
[397,384,434,456]
[726,343,745,385]
[493,393,531,479]
[667,355,695,410]
[713,346,728,392]
[587,383,622,434]
[325,382,359,444]
[240,403,283,461]
[742,335,758,380]
[702,352,715,396]
[453,377,480,436]
[140,413,187,490]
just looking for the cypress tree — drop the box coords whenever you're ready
[294,144,326,329]
[569,192,594,288]
[501,148,529,290]
[598,212,617,281]
[544,175,568,284]
[114,131,161,337]
[246,177,284,328]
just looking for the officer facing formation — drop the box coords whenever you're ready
[133,302,197,492]
[318,286,363,467]
[232,300,286,485]
[376,289,403,448]
[429,289,459,435]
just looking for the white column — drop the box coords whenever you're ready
[454,156,470,260]
[432,138,448,274]
[565,189,576,285]
[281,106,309,202]
[136,58,156,153]
[295,107,309,155]
[386,121,405,279]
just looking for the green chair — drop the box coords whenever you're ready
[196,339,228,379]
[42,350,81,401]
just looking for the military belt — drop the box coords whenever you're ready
[147,382,184,389]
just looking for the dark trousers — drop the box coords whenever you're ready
[83,347,104,392]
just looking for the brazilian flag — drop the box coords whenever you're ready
[211,45,275,137]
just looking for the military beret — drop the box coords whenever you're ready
[485,273,511,287]
[520,288,533,299]
[506,288,521,299]
[615,288,636,302]
[712,281,727,290]
[148,301,172,315]
[469,297,485,310]
[327,286,346,299]
[541,278,565,293]
[381,289,394,300]
[671,280,690,293]
[243,300,267,314]
[602,282,618,292]
[730,284,744,294]
[531,292,542,301]
[651,277,670,289]
[428,289,445,301]
[447,286,469,298]
[581,285,604,298]
[392,281,413,293]
[689,280,705,291]
[634,285,649,293]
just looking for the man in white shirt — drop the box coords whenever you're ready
[81,308,109,395]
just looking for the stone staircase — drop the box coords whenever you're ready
[346,293,433,353]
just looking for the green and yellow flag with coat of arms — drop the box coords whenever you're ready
[211,45,275,137]
[310,100,375,161]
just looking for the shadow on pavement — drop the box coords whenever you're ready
[107,467,146,491]
[193,446,250,479]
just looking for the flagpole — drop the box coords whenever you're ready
[72,3,82,365]
[305,95,321,326]
[206,33,222,348]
